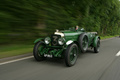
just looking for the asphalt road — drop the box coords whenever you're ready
[0,37,120,80]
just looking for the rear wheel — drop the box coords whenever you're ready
[65,43,78,67]
[94,39,100,53]
[79,33,88,53]
[33,41,45,61]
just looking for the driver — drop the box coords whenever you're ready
[75,25,79,30]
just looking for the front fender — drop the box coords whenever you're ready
[34,38,44,44]
[93,36,100,47]
[66,40,74,45]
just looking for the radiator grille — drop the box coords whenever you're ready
[51,35,61,46]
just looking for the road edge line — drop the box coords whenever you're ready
[0,56,33,66]
[116,51,120,57]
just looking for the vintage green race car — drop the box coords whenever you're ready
[33,27,100,67]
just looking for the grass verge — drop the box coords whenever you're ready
[0,45,33,59]
[100,35,118,40]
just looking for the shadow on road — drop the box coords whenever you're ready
[31,57,65,67]
[30,49,97,67]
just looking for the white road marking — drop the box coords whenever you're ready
[116,51,120,56]
[0,56,33,66]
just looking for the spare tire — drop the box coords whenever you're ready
[78,33,88,53]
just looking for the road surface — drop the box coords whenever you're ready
[0,37,120,80]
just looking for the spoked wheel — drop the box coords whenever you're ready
[94,38,100,53]
[79,33,88,53]
[82,36,88,51]
[33,41,45,61]
[65,43,78,67]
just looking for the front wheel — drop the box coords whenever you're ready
[65,43,78,67]
[33,41,45,61]
[94,39,100,53]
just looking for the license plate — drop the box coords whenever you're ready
[44,54,53,58]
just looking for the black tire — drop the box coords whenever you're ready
[94,38,100,53]
[33,41,45,61]
[65,43,78,67]
[79,33,88,53]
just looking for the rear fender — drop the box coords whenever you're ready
[34,38,44,44]
[93,36,100,47]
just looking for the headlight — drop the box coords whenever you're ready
[58,38,65,45]
[44,37,51,44]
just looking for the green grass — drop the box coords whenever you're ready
[0,45,33,59]
[100,35,118,40]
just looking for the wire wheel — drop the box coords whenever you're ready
[33,42,45,61]
[82,36,88,51]
[94,39,100,53]
[70,47,77,64]
[65,43,78,67]
[79,33,88,53]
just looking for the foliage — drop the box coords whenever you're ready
[0,0,120,44]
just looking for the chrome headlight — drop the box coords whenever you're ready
[58,38,65,45]
[44,37,51,44]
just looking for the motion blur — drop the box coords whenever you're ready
[0,0,120,45]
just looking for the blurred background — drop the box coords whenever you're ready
[0,0,120,58]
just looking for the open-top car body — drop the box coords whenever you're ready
[33,27,100,67]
